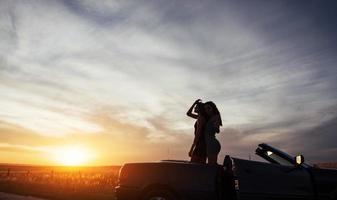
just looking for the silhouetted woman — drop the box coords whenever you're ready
[187,99,207,163]
[204,101,222,165]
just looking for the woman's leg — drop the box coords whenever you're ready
[200,156,207,163]
[191,155,206,163]
[207,139,220,165]
[207,155,218,165]
[192,140,207,163]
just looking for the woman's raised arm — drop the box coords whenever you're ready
[186,99,201,119]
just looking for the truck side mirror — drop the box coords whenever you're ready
[295,155,304,166]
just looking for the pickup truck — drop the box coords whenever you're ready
[115,143,337,200]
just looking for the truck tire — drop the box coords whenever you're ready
[142,189,176,200]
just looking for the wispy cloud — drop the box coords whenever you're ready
[0,0,337,164]
[0,143,46,153]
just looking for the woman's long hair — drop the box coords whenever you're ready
[204,101,222,126]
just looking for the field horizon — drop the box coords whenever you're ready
[0,163,121,168]
[0,163,121,200]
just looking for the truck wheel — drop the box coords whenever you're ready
[142,189,176,200]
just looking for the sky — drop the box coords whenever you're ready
[0,0,337,165]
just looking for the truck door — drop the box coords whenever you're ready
[234,158,314,200]
[233,144,314,200]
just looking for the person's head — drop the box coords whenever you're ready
[195,102,207,117]
[204,101,222,125]
[194,102,202,113]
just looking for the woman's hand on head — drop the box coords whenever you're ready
[194,99,201,104]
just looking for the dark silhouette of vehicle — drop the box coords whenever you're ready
[115,143,337,200]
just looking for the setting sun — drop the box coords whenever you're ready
[53,146,94,166]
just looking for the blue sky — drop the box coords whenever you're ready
[0,0,337,165]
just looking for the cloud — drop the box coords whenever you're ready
[217,106,337,163]
[280,114,337,162]
[0,143,46,154]
[0,0,337,164]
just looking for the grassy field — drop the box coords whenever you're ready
[0,164,121,200]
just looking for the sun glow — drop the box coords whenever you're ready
[53,146,94,166]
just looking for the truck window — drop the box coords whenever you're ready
[267,151,293,166]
